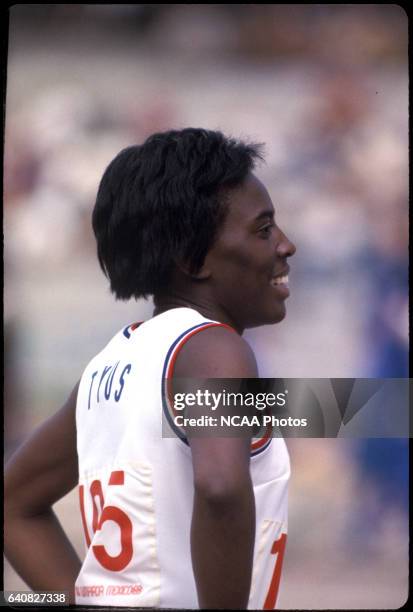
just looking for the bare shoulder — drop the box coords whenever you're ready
[173,325,258,378]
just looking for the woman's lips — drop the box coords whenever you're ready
[270,274,290,297]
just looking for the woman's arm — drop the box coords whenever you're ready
[174,327,258,609]
[4,382,82,604]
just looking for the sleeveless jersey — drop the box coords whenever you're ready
[75,307,289,609]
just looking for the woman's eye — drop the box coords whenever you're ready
[258,223,274,237]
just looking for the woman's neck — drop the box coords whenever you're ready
[153,293,242,334]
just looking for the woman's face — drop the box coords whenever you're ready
[204,172,296,330]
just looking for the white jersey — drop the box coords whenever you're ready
[75,307,289,609]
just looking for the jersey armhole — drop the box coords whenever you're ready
[161,321,235,446]
[160,321,273,455]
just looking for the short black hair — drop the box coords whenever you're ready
[92,127,263,300]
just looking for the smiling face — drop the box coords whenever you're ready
[203,172,296,330]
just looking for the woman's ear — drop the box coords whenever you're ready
[190,264,211,280]
[175,259,211,280]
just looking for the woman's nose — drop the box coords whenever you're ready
[276,229,296,258]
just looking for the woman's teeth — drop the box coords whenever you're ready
[271,275,289,286]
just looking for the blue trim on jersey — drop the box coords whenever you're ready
[161,321,275,457]
[123,322,142,339]
[161,322,212,380]
[251,437,272,457]
[161,322,214,445]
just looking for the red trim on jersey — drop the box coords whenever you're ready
[165,322,235,380]
[251,424,273,450]
[163,320,273,455]
[165,322,235,417]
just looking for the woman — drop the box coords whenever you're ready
[5,128,296,609]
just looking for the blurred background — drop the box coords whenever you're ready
[4,4,408,608]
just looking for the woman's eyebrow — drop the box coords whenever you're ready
[254,209,275,222]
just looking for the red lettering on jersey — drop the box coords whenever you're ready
[109,470,125,485]
[92,505,133,571]
[263,532,287,609]
[79,470,134,572]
